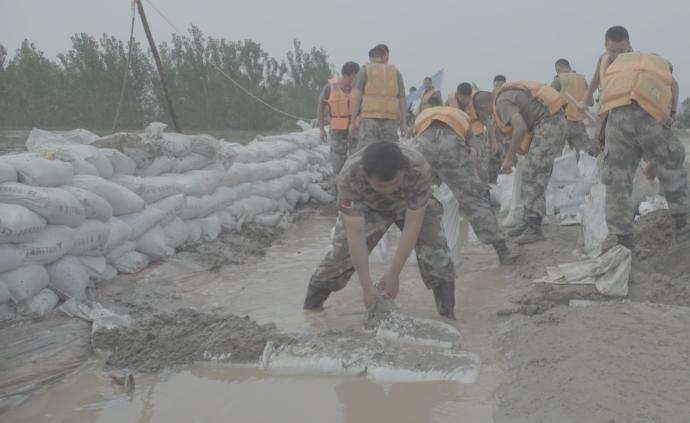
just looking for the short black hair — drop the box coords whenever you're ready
[456,82,473,96]
[472,91,494,114]
[605,26,629,42]
[424,76,432,82]
[369,47,386,59]
[341,61,360,76]
[362,142,405,181]
[555,58,570,68]
[493,74,506,83]
[427,92,442,107]
[374,44,389,55]
[409,86,417,92]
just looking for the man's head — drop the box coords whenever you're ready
[472,91,494,120]
[555,58,571,74]
[340,61,360,88]
[427,92,442,107]
[423,77,433,90]
[362,142,405,194]
[493,75,506,92]
[605,26,631,62]
[374,44,389,63]
[456,82,473,108]
[368,46,387,63]
[409,86,417,94]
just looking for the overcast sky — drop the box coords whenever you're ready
[1,0,689,103]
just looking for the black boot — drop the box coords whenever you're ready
[433,280,456,320]
[515,216,544,245]
[303,285,332,310]
[492,239,520,265]
[602,233,634,252]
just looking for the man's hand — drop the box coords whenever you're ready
[377,271,400,299]
[399,124,407,138]
[500,156,514,174]
[320,128,327,142]
[362,284,382,308]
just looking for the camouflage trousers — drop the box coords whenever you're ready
[489,132,510,184]
[521,113,567,219]
[329,129,358,176]
[566,120,597,156]
[469,132,490,187]
[411,123,505,244]
[356,118,400,152]
[307,199,455,294]
[602,103,690,236]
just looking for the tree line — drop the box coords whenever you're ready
[0,26,332,131]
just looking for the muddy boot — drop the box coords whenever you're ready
[432,281,456,320]
[602,233,634,252]
[303,285,332,310]
[507,220,528,237]
[492,240,520,265]
[673,213,690,243]
[514,217,544,245]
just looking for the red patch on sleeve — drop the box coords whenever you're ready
[340,199,354,209]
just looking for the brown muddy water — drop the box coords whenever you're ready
[4,216,512,423]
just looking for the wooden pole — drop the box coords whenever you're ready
[135,0,182,133]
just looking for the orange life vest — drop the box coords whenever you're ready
[558,72,588,121]
[414,106,471,140]
[447,92,485,136]
[325,79,352,131]
[361,63,400,120]
[420,88,438,112]
[599,52,673,123]
[493,81,567,154]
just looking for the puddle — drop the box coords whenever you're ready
[4,216,513,422]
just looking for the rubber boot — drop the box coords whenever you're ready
[303,285,332,310]
[507,220,528,237]
[515,216,544,245]
[432,280,456,320]
[492,239,520,265]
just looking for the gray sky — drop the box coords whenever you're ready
[1,0,689,103]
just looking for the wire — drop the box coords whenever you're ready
[112,1,137,133]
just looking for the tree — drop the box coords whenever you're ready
[676,98,690,129]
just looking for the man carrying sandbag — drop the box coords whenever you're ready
[303,142,457,319]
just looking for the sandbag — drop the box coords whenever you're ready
[0,245,26,273]
[199,213,221,242]
[100,148,137,176]
[185,219,202,243]
[0,183,86,227]
[71,175,145,216]
[105,217,133,252]
[70,220,111,256]
[152,194,186,226]
[550,152,579,188]
[219,141,238,168]
[163,217,189,249]
[2,264,49,303]
[176,164,225,196]
[308,184,335,204]
[47,256,90,300]
[0,203,47,243]
[135,156,175,177]
[117,207,166,240]
[37,144,114,179]
[92,132,154,169]
[106,241,136,263]
[60,185,113,222]
[190,134,221,158]
[577,183,608,258]
[0,280,10,304]
[113,251,149,274]
[138,175,184,203]
[75,256,112,282]
[181,195,216,220]
[136,225,174,260]
[218,211,238,231]
[1,153,74,187]
[0,161,17,183]
[157,132,192,157]
[253,212,287,228]
[19,225,75,265]
[16,288,59,317]
[110,174,144,195]
[172,153,214,173]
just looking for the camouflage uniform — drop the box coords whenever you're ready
[469,131,490,187]
[602,103,690,237]
[489,131,510,184]
[410,122,505,244]
[305,145,456,318]
[356,118,400,151]
[329,129,358,176]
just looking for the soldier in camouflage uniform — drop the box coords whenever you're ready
[304,142,456,319]
[411,94,520,264]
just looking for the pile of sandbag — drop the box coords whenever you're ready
[0,123,333,320]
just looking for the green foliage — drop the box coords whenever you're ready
[676,98,690,129]
[0,27,333,130]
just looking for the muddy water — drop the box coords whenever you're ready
[5,216,513,423]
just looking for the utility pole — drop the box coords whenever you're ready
[135,0,182,133]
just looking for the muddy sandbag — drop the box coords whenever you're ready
[0,316,92,408]
[163,217,189,249]
[106,241,136,263]
[92,132,155,169]
[16,288,59,317]
[228,196,280,220]
[47,256,90,300]
[138,175,184,204]
[71,175,145,216]
[152,194,186,226]
[172,153,214,173]
[0,183,86,227]
[199,213,222,242]
[100,148,136,176]
[118,207,166,240]
[31,143,114,179]
[135,156,175,177]
[156,132,192,157]
[105,217,133,252]
[1,153,74,187]
[189,134,221,158]
[136,225,174,260]
[2,264,49,303]
[0,161,17,183]
[19,225,74,265]
[113,251,149,274]
[60,185,113,222]
[70,220,110,256]
[0,204,47,244]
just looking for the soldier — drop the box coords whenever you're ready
[475,81,568,244]
[349,46,407,151]
[491,75,509,183]
[419,76,442,113]
[579,26,689,248]
[317,61,361,176]
[411,94,520,264]
[551,58,595,157]
[303,141,457,319]
[493,75,506,93]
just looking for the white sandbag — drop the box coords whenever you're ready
[435,184,462,265]
[223,162,252,186]
[137,225,174,260]
[253,212,288,228]
[190,134,220,158]
[577,183,608,258]
[308,184,335,204]
[1,153,74,187]
[144,121,167,139]
[59,128,99,145]
[0,280,10,304]
[44,144,114,179]
[152,194,186,226]
[631,162,660,209]
[138,175,184,203]
[0,161,17,183]
[105,217,133,251]
[574,153,599,196]
[227,196,280,220]
[19,225,74,265]
[199,214,221,242]
[0,245,27,273]
[156,132,192,157]
[185,220,202,243]
[550,152,579,188]
[298,191,310,205]
[218,211,238,231]
[0,183,86,227]
[2,264,49,303]
[113,251,149,274]
[176,164,225,196]
[106,241,136,263]
[76,256,112,282]
[60,185,113,222]
[70,220,111,256]
[110,174,144,195]
[492,174,514,213]
[181,195,216,220]
[135,156,175,177]
[0,203,47,243]
[93,132,154,169]
[71,175,145,216]
[172,153,214,173]
[16,288,59,317]
[100,148,137,176]
[47,256,90,300]
[163,217,189,248]
[219,141,238,168]
[117,207,166,240]
[284,189,302,209]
